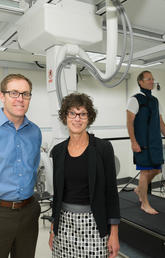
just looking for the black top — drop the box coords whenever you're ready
[63,147,90,205]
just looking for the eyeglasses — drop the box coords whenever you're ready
[67,111,88,120]
[143,78,155,82]
[2,90,32,99]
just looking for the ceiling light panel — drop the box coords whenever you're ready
[0,0,20,8]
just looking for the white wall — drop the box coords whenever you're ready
[78,75,127,132]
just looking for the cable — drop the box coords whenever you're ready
[121,0,128,3]
[35,61,45,69]
[55,0,134,104]
[120,172,140,192]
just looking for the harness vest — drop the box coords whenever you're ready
[133,92,164,167]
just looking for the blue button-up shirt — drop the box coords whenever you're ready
[0,108,42,201]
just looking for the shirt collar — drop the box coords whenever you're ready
[139,91,145,96]
[0,107,30,128]
[0,108,9,126]
[140,87,152,96]
[20,115,30,129]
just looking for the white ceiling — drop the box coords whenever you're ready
[0,0,165,70]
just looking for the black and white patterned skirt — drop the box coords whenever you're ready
[52,209,109,258]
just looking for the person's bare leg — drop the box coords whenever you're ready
[138,170,160,214]
[146,169,160,186]
[134,170,156,201]
[134,186,142,202]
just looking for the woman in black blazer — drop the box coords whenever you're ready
[49,93,120,258]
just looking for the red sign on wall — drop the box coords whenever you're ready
[48,69,53,83]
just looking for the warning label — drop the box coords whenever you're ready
[48,69,53,83]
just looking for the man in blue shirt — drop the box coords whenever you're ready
[0,74,42,258]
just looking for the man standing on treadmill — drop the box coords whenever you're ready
[127,70,165,214]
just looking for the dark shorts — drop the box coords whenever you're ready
[136,165,161,170]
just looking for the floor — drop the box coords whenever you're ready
[35,202,52,258]
[35,217,52,258]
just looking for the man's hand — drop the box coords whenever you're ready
[131,141,141,152]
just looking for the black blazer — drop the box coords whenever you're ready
[51,133,120,237]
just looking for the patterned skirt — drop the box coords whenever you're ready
[52,209,109,258]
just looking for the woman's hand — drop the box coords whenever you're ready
[49,223,54,251]
[49,231,54,250]
[107,225,120,258]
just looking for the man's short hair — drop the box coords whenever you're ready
[137,70,151,87]
[0,74,32,92]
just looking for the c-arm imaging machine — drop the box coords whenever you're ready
[17,0,133,141]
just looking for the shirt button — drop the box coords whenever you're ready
[17,145,20,148]
[17,159,21,162]
[19,174,22,176]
